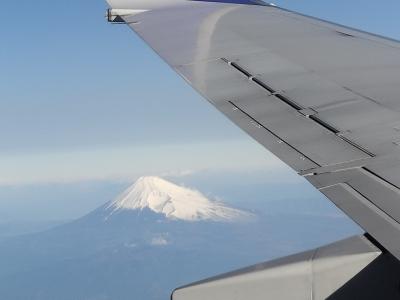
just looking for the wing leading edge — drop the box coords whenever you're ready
[107,0,400,260]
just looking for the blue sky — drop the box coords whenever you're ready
[1,0,400,220]
[1,0,273,185]
[1,0,400,185]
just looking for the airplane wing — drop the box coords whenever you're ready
[106,0,400,265]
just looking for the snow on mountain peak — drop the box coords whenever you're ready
[107,176,252,222]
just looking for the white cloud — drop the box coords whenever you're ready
[150,237,169,246]
[0,139,289,186]
[159,169,198,178]
[124,243,137,249]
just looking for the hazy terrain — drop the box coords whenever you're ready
[0,176,360,300]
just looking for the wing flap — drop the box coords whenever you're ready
[320,183,400,258]
[172,235,381,300]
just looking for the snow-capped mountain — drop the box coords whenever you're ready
[106,176,251,222]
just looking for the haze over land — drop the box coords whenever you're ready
[0,175,360,300]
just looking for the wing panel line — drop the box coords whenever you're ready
[222,58,375,159]
[227,100,320,166]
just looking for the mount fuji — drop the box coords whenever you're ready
[106,176,252,222]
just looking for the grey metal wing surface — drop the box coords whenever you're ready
[107,0,400,260]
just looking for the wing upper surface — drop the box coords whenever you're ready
[110,1,400,259]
